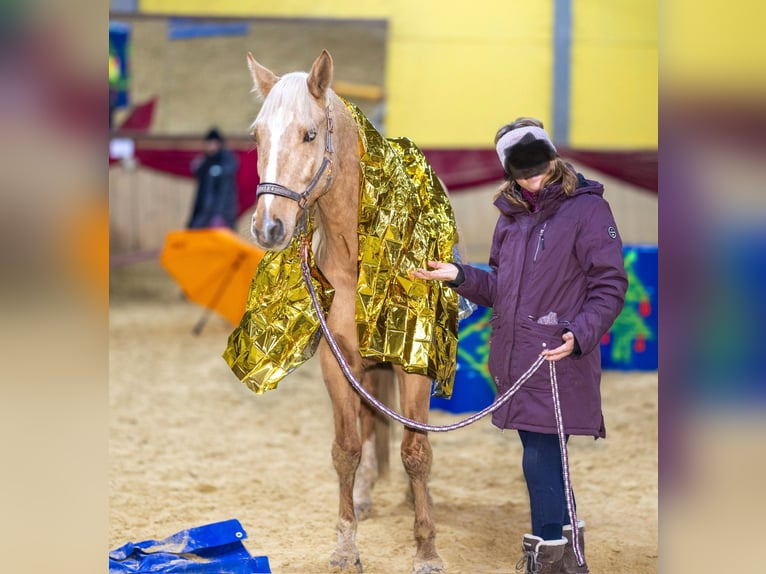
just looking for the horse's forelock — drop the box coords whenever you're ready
[253,72,317,132]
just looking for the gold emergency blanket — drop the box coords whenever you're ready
[222,223,335,392]
[223,101,459,397]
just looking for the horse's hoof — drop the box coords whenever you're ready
[354,500,373,521]
[412,558,444,574]
[329,551,363,573]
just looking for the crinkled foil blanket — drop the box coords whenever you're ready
[222,101,459,398]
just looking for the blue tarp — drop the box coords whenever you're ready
[109,519,271,573]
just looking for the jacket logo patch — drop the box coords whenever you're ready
[607,226,617,239]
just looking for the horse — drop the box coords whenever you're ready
[244,49,452,574]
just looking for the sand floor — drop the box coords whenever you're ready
[109,262,657,573]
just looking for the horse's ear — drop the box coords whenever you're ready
[247,52,279,98]
[307,49,333,100]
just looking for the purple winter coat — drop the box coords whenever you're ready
[456,173,628,438]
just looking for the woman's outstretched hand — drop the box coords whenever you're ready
[412,261,459,282]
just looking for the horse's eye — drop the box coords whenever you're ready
[304,128,317,143]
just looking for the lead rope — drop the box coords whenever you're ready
[300,237,543,432]
[549,358,584,566]
[299,237,583,565]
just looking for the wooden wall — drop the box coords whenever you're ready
[109,164,196,257]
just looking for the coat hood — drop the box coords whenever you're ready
[495,171,604,219]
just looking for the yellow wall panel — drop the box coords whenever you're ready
[570,46,658,147]
[137,0,656,148]
[571,0,657,147]
[387,39,552,146]
[575,0,657,43]
[382,2,554,146]
[389,2,550,42]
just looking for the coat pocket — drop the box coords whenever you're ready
[513,320,569,390]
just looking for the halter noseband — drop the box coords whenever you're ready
[255,100,335,210]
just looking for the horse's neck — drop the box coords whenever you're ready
[314,97,361,281]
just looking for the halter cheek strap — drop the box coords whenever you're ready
[255,101,335,210]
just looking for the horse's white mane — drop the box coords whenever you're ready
[251,72,317,132]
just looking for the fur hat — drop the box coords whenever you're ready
[496,126,557,179]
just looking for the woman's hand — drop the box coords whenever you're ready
[541,331,575,361]
[412,261,459,282]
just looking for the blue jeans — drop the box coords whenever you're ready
[518,430,574,540]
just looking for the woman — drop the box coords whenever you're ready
[413,118,628,573]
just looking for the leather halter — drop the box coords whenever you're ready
[255,100,335,210]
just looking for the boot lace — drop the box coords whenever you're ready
[516,550,540,573]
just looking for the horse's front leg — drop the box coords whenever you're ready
[320,339,364,573]
[397,370,444,574]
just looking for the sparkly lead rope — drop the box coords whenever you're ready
[300,238,583,565]
[300,238,542,432]
[549,358,584,566]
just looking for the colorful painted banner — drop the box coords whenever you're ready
[109,21,130,108]
[601,245,658,371]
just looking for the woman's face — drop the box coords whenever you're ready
[514,161,554,192]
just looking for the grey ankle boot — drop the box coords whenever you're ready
[561,521,589,573]
[516,534,567,574]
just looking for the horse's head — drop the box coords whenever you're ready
[246,50,336,251]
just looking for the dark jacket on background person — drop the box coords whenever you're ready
[455,173,628,438]
[187,148,239,229]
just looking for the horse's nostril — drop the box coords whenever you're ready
[266,218,284,244]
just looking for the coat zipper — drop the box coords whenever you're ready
[501,217,546,430]
[533,222,548,262]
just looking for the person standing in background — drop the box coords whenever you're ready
[413,117,628,573]
[187,128,239,229]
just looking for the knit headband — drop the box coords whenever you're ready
[495,126,557,167]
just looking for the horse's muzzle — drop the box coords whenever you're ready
[251,212,286,250]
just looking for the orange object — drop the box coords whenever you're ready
[160,228,264,333]
[68,196,109,311]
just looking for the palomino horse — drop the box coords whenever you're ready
[245,50,447,574]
